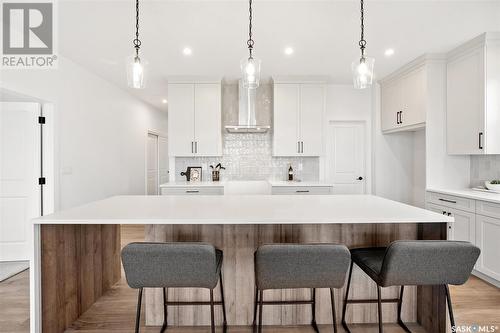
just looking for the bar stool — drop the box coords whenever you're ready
[121,242,227,333]
[341,240,480,333]
[253,244,351,333]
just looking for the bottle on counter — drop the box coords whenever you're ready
[288,165,294,181]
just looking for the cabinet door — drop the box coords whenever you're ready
[299,84,324,156]
[448,207,476,243]
[273,84,300,156]
[401,66,426,127]
[381,80,402,132]
[168,84,195,156]
[475,215,500,281]
[194,84,222,156]
[427,203,453,239]
[447,46,486,154]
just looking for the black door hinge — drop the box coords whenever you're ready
[38,177,46,185]
[38,116,46,124]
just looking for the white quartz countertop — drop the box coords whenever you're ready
[160,181,225,188]
[427,188,500,204]
[34,195,453,225]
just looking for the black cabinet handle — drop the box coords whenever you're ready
[447,212,452,216]
[297,141,300,153]
[442,211,447,215]
[396,111,400,124]
[186,190,199,193]
[439,198,457,204]
[296,190,310,193]
[400,110,403,124]
[479,132,483,150]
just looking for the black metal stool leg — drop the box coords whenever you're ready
[252,288,258,332]
[341,261,354,333]
[135,288,143,333]
[445,284,456,330]
[377,286,384,333]
[219,272,227,333]
[330,288,338,333]
[160,288,168,333]
[210,289,216,333]
[258,290,264,333]
[397,286,411,333]
[311,288,319,333]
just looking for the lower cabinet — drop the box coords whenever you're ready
[426,191,500,285]
[475,214,500,281]
[271,186,333,195]
[161,186,224,195]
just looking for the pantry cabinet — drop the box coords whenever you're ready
[273,81,325,156]
[380,57,429,133]
[446,32,500,154]
[168,81,222,156]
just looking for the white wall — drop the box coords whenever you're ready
[325,85,372,193]
[1,57,168,210]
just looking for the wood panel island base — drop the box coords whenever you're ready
[33,195,453,333]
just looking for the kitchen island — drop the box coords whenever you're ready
[32,194,453,333]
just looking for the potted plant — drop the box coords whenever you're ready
[485,180,500,193]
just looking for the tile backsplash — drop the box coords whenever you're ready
[470,155,500,187]
[175,133,319,182]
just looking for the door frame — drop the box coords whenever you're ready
[145,130,167,195]
[326,120,369,194]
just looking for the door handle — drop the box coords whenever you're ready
[479,132,483,150]
[357,176,363,180]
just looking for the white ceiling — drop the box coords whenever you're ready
[58,0,500,110]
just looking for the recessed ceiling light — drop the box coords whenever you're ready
[162,99,168,104]
[284,47,294,55]
[183,47,192,56]
[384,48,395,57]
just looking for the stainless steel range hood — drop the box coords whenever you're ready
[225,80,270,133]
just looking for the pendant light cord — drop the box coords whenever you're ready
[133,0,142,58]
[359,0,366,59]
[247,0,254,59]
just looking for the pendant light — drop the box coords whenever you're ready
[240,0,261,89]
[352,0,374,89]
[126,0,147,89]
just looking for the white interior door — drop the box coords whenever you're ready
[327,121,366,194]
[146,133,159,195]
[0,102,40,261]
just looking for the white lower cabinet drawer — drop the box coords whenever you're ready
[426,191,475,213]
[475,215,500,281]
[161,187,224,195]
[271,186,332,195]
[476,200,500,219]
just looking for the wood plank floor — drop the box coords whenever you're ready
[1,224,499,333]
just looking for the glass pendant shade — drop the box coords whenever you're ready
[352,56,374,89]
[240,56,261,89]
[126,55,147,89]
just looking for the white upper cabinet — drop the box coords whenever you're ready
[273,80,325,156]
[380,57,429,133]
[168,82,222,157]
[446,33,500,155]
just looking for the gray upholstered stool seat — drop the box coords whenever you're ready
[342,240,480,333]
[253,244,351,333]
[122,242,227,333]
